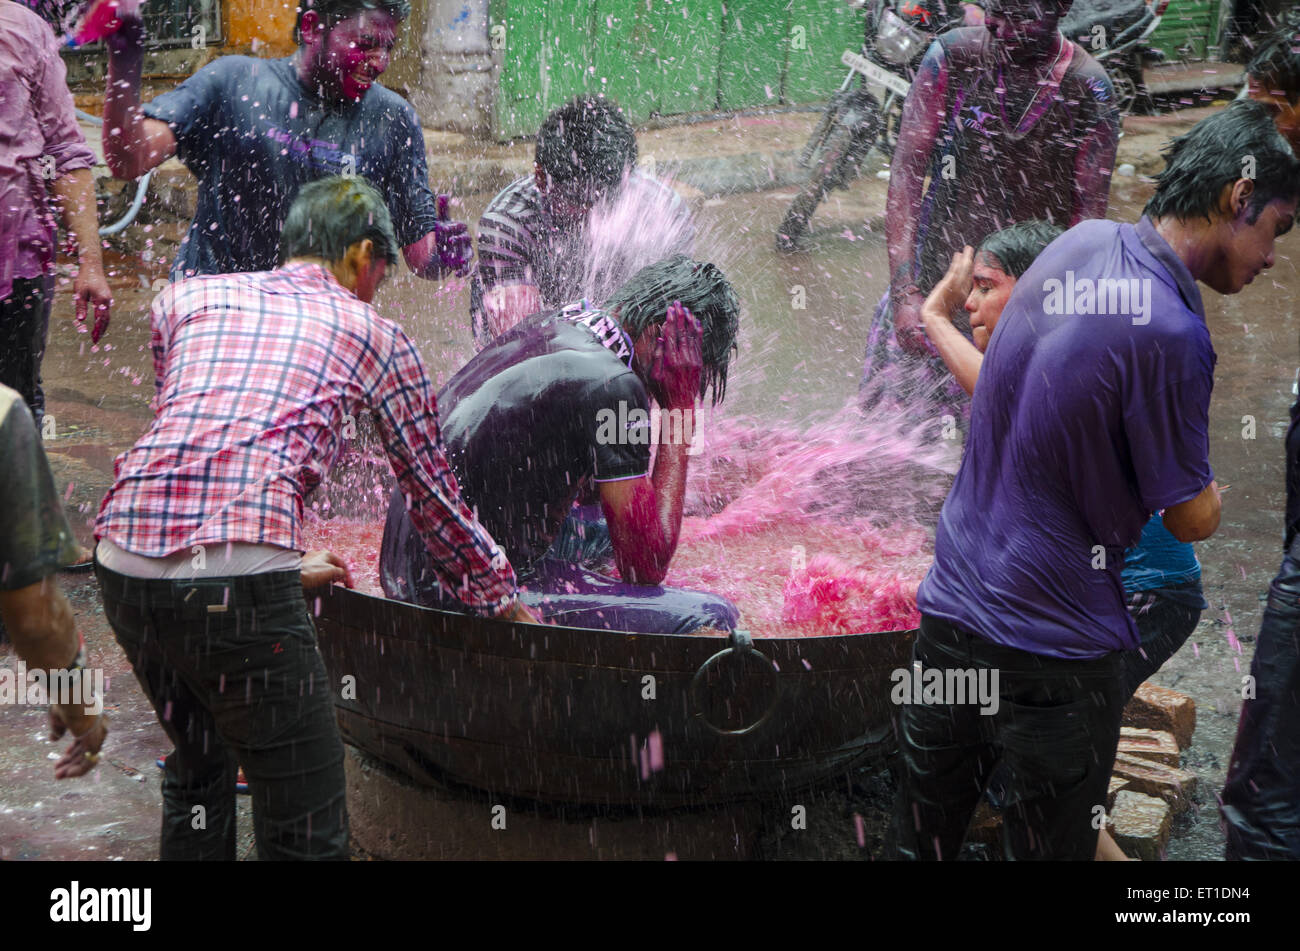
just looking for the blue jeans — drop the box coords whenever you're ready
[1120,579,1206,698]
[515,557,738,635]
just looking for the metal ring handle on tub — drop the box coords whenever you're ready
[689,629,781,737]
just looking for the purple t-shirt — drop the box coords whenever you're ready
[916,216,1215,658]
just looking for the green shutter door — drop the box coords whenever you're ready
[656,0,726,114]
[718,0,790,109]
[494,1,593,140]
[1148,0,1225,61]
[782,0,866,105]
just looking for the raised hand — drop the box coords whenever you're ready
[647,300,703,410]
[433,218,473,276]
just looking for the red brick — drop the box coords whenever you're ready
[1122,682,1196,749]
[1111,752,1198,815]
[1107,790,1172,861]
[1118,727,1181,767]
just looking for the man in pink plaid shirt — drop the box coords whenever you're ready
[94,176,537,861]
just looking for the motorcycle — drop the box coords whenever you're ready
[776,0,980,252]
[775,0,1169,251]
[1059,0,1171,117]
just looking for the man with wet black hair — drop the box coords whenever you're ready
[99,0,473,282]
[470,96,695,346]
[1244,23,1300,149]
[897,100,1299,861]
[385,255,742,635]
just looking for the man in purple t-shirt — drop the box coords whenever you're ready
[894,100,1300,860]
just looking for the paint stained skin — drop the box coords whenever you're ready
[301,10,399,103]
[966,252,1016,352]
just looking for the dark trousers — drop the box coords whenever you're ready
[893,614,1125,860]
[1221,547,1300,860]
[0,274,54,426]
[95,562,349,861]
[1121,581,1205,699]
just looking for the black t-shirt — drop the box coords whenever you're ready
[144,55,439,280]
[0,385,78,590]
[381,302,650,599]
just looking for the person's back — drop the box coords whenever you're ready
[920,217,1215,657]
[98,264,415,555]
[392,301,651,580]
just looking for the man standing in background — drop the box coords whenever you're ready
[470,95,694,347]
[100,0,473,282]
[0,0,112,426]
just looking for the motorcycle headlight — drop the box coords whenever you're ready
[874,9,928,65]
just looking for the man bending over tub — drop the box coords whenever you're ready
[381,256,740,635]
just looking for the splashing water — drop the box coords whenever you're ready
[304,405,955,637]
[581,171,700,305]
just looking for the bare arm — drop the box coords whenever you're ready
[886,42,949,355]
[886,44,947,294]
[600,438,692,587]
[50,168,112,342]
[924,309,983,396]
[481,283,543,338]
[0,580,107,775]
[103,14,177,180]
[922,247,981,395]
[0,578,78,672]
[1162,482,1221,543]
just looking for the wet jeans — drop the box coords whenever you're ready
[894,614,1125,860]
[1220,546,1300,860]
[0,274,53,426]
[515,557,739,635]
[546,502,615,570]
[95,562,349,861]
[1121,580,1205,699]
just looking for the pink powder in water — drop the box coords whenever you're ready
[305,410,951,637]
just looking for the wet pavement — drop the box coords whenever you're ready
[3,107,1296,860]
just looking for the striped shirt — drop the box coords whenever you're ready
[469,170,694,345]
[95,262,517,616]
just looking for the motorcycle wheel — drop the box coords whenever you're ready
[1107,56,1152,117]
[800,91,849,168]
[777,106,881,252]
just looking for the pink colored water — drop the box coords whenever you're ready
[304,410,954,637]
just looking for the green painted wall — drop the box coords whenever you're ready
[488,0,1230,140]
[1148,0,1228,61]
[491,0,866,140]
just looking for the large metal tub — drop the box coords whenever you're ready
[314,585,915,808]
